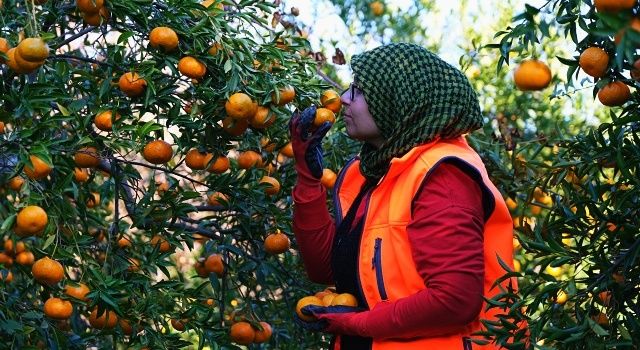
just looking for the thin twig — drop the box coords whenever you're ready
[53,26,96,49]
[317,69,343,90]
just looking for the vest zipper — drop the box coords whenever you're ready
[371,238,388,301]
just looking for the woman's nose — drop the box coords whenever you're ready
[340,90,350,105]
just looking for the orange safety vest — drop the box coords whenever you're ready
[331,136,517,350]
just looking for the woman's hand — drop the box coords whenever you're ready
[295,304,368,336]
[288,106,332,179]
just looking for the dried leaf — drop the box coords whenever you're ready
[332,48,346,65]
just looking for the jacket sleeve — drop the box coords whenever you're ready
[357,162,486,339]
[291,168,336,285]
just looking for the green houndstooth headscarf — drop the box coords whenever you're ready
[350,43,483,182]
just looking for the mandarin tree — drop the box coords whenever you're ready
[0,0,346,348]
[475,0,640,348]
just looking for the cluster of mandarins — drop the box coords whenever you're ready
[296,289,358,322]
[0,239,36,283]
[1,250,133,331]
[514,0,638,108]
[77,0,110,26]
[228,319,272,346]
[2,37,49,74]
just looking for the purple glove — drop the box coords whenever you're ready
[299,304,368,336]
[288,106,332,179]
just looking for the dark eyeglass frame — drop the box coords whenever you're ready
[341,82,360,101]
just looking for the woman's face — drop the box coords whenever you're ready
[340,83,384,147]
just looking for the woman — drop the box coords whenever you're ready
[290,43,517,349]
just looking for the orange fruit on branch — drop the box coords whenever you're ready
[8,176,25,191]
[370,1,385,16]
[229,321,255,345]
[24,154,52,180]
[76,0,104,14]
[0,253,13,266]
[321,168,337,189]
[614,17,640,44]
[204,254,224,277]
[74,168,89,182]
[150,235,172,253]
[0,270,13,282]
[250,106,276,129]
[594,0,635,13]
[89,307,118,329]
[16,205,48,236]
[64,282,90,301]
[296,296,323,322]
[0,38,10,57]
[32,256,64,286]
[185,149,208,170]
[6,48,30,73]
[94,110,120,131]
[143,140,173,164]
[74,147,100,168]
[16,38,49,62]
[579,47,609,78]
[222,116,249,136]
[513,59,552,91]
[597,81,630,106]
[314,107,336,127]
[237,150,262,169]
[259,176,280,195]
[264,231,290,254]
[149,27,179,52]
[207,192,228,206]
[225,92,258,119]
[15,251,35,265]
[208,42,223,55]
[253,321,272,343]
[271,85,295,106]
[82,7,109,26]
[280,142,294,158]
[118,72,147,97]
[43,297,73,320]
[178,56,207,79]
[171,318,187,331]
[205,154,230,173]
[13,49,44,72]
[320,89,342,113]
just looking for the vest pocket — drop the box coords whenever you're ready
[371,238,388,301]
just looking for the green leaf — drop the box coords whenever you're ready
[42,234,56,250]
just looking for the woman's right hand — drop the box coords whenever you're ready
[288,106,332,179]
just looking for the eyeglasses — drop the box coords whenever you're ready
[341,82,360,101]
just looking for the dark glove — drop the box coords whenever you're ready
[288,106,332,179]
[296,304,368,335]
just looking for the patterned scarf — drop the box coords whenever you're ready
[350,43,483,182]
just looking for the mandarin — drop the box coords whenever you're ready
[118,72,147,97]
[178,56,207,79]
[513,60,552,91]
[16,205,48,236]
[264,231,290,254]
[149,27,179,52]
[229,321,255,345]
[43,297,73,319]
[32,256,64,285]
[24,155,52,180]
[74,147,100,168]
[142,140,173,164]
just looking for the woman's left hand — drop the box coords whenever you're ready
[295,305,368,335]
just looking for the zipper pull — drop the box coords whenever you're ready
[372,238,381,269]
